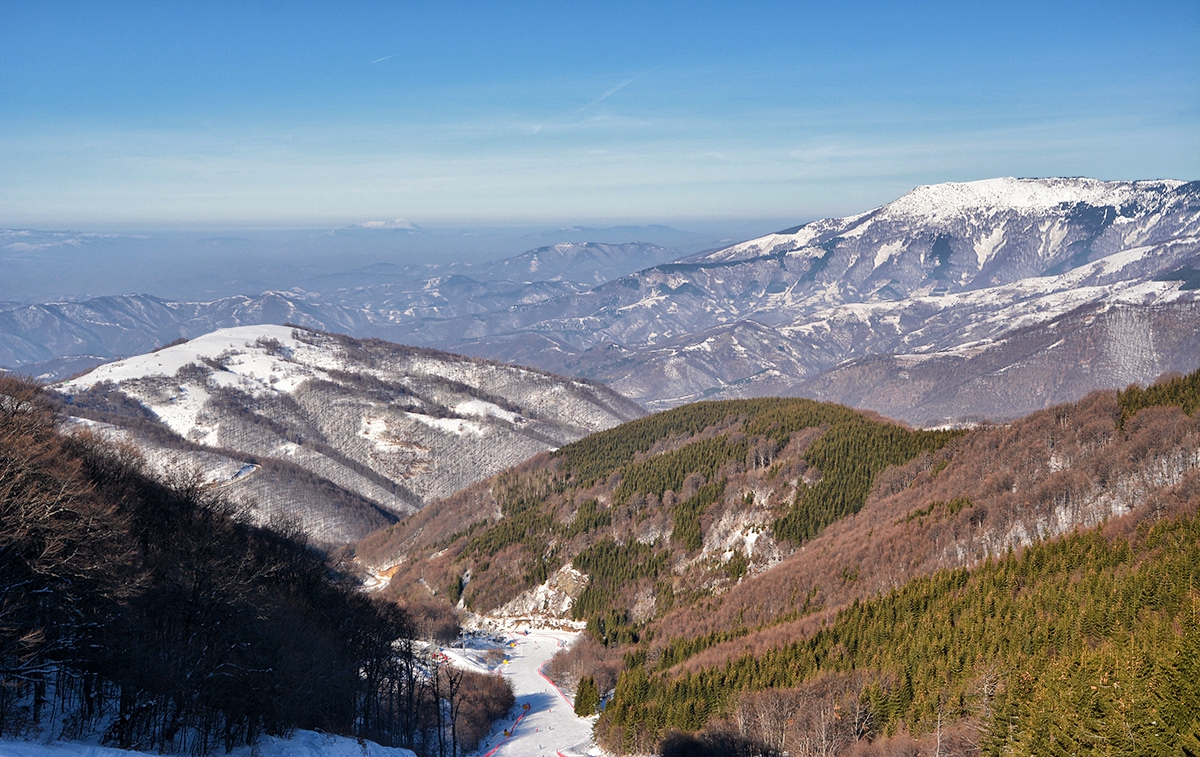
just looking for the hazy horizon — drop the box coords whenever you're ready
[0,217,805,303]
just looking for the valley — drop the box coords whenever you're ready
[6,1,1197,754]
[355,368,1200,755]
[5,354,1199,754]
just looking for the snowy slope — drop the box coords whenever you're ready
[0,730,416,757]
[55,326,644,544]
[441,629,598,757]
[62,326,326,444]
[702,177,1191,265]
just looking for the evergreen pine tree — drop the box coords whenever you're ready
[575,675,600,716]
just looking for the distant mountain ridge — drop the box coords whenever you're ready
[5,178,1199,424]
[472,241,684,286]
[54,325,643,544]
[0,241,683,379]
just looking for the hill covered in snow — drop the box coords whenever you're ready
[55,325,643,544]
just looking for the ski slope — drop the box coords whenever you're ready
[445,630,600,757]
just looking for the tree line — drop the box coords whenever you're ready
[773,420,958,545]
[1119,368,1200,425]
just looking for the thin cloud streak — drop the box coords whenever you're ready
[532,74,645,134]
[371,54,396,64]
[580,76,639,111]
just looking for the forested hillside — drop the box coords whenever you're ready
[0,377,511,757]
[356,397,956,634]
[603,507,1200,754]
[357,368,1200,755]
[594,373,1200,755]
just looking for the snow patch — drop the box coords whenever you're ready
[146,383,213,442]
[454,399,520,424]
[404,411,484,436]
[974,225,1006,268]
[361,414,427,451]
[872,240,904,270]
[0,730,415,757]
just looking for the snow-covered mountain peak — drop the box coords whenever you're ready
[60,324,322,398]
[702,177,1191,265]
[882,177,1184,220]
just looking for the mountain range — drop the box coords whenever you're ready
[0,241,680,380]
[4,177,1198,426]
[434,177,1200,423]
[5,172,1200,753]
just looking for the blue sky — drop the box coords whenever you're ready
[2,0,1197,228]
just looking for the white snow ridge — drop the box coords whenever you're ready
[54,325,644,545]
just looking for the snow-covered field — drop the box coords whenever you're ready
[443,629,601,757]
[0,629,598,757]
[0,630,602,757]
[0,730,416,757]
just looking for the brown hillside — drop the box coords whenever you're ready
[651,389,1200,673]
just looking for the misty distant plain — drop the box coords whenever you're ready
[0,220,791,303]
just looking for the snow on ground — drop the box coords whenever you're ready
[0,730,415,757]
[883,177,1181,221]
[58,325,310,391]
[0,631,595,757]
[55,325,332,441]
[403,411,485,436]
[783,239,1193,351]
[454,399,520,424]
[442,629,602,757]
[0,628,599,757]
